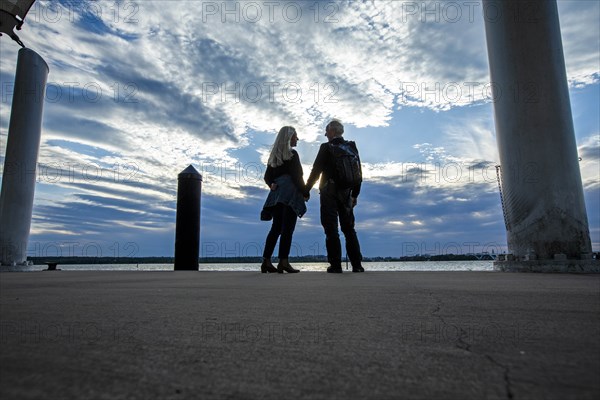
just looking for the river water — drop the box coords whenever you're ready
[3,260,495,272]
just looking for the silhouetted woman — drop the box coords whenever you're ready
[260,126,307,273]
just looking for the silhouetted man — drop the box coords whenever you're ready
[305,120,364,273]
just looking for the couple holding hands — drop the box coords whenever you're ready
[260,120,364,274]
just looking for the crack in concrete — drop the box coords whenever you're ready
[429,292,514,399]
[484,354,515,399]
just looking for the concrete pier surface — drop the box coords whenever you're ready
[1,271,598,400]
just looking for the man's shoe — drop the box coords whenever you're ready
[327,266,343,273]
[352,265,365,273]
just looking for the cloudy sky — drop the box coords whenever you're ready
[1,0,598,259]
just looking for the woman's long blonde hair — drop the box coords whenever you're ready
[268,126,296,168]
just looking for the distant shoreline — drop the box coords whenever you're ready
[26,254,497,265]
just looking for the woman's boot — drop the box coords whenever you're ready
[277,258,299,273]
[260,258,278,273]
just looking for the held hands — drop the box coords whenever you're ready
[303,187,310,202]
[270,183,278,191]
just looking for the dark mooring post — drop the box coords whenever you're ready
[174,165,202,271]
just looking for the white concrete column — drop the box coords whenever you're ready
[0,48,49,266]
[483,0,596,271]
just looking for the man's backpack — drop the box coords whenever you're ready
[329,141,362,189]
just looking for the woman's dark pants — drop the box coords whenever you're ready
[263,203,298,259]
